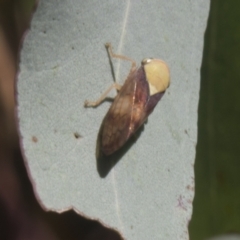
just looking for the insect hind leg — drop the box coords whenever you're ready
[84,83,121,107]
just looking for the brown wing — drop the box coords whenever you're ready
[101,67,151,155]
[101,69,138,155]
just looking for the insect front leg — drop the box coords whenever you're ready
[84,43,136,108]
[84,83,122,108]
[105,43,136,71]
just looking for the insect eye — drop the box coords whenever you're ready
[141,58,153,65]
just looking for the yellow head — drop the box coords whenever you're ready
[142,58,170,96]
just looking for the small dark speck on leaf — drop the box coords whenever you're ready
[32,136,38,143]
[74,132,81,139]
[186,185,194,191]
[177,195,187,210]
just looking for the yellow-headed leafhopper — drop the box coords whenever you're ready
[84,43,170,155]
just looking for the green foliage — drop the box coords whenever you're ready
[189,1,240,239]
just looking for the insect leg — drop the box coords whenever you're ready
[84,83,122,107]
[105,43,136,71]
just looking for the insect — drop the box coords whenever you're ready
[84,43,170,156]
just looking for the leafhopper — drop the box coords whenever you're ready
[84,43,170,156]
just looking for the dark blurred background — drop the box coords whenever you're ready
[1,0,240,240]
[0,1,122,239]
[190,1,240,239]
